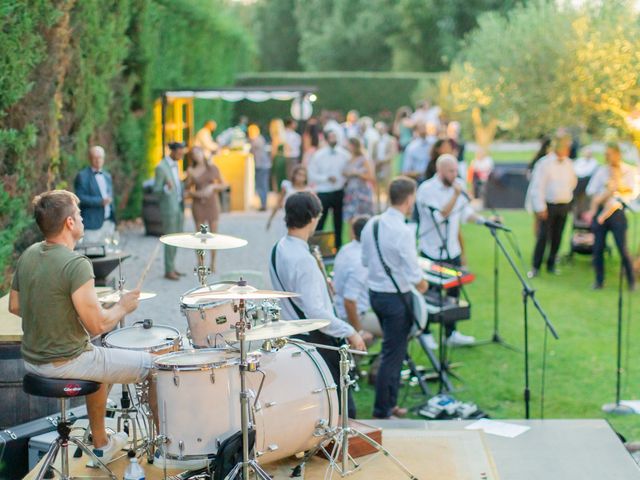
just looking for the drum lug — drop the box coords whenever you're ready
[178,440,185,459]
[291,351,302,358]
[198,305,206,321]
[265,401,276,408]
[173,367,180,387]
[210,371,216,384]
[256,444,279,457]
[207,335,214,347]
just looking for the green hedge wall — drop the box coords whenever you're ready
[234,71,443,124]
[0,0,251,291]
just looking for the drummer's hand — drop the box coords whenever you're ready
[347,331,366,352]
[118,289,140,314]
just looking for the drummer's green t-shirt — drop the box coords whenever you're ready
[12,242,95,364]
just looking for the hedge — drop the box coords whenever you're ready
[0,0,251,291]
[233,71,443,124]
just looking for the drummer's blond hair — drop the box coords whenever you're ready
[32,190,79,237]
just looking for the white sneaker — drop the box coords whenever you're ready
[447,331,476,347]
[87,432,128,467]
[422,333,438,350]
[151,449,209,471]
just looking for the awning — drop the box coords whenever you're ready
[162,86,317,103]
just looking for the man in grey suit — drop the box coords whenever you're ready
[154,142,186,280]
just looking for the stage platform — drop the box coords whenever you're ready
[25,419,640,479]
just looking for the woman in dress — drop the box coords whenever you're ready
[266,165,310,231]
[424,138,455,180]
[185,146,227,273]
[269,118,287,192]
[343,137,375,223]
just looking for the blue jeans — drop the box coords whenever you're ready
[255,167,270,209]
[369,290,413,418]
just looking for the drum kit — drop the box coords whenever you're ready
[98,226,415,480]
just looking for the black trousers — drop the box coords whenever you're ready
[294,329,356,419]
[592,209,635,287]
[369,290,413,418]
[317,189,344,250]
[532,202,571,270]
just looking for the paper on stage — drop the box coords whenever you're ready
[465,419,530,438]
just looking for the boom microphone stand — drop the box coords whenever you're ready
[484,223,559,419]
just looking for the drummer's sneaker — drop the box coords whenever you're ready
[151,450,209,471]
[87,432,129,467]
[446,330,475,347]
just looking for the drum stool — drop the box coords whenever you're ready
[22,373,116,480]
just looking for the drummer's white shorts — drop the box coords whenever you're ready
[25,346,152,385]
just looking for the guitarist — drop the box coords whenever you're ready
[360,177,428,419]
[270,191,365,418]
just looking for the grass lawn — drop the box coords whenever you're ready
[349,209,640,441]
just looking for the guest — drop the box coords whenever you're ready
[343,138,375,223]
[527,134,577,277]
[267,165,310,231]
[393,106,414,151]
[447,121,466,179]
[302,117,321,166]
[269,118,287,192]
[359,116,380,160]
[373,121,399,211]
[401,122,431,183]
[323,114,346,146]
[525,135,553,234]
[586,143,637,290]
[308,130,350,249]
[574,146,599,179]
[249,124,271,211]
[333,215,379,343]
[425,138,455,180]
[193,119,219,159]
[470,147,494,200]
[284,118,302,177]
[74,146,116,246]
[342,110,360,143]
[154,142,186,281]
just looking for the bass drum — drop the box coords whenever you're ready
[248,342,338,464]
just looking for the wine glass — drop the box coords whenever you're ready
[111,231,120,254]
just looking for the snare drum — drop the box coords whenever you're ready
[180,284,237,348]
[154,349,242,460]
[103,324,181,355]
[153,343,337,464]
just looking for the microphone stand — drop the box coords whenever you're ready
[602,204,635,415]
[486,224,559,418]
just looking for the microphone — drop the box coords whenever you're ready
[476,217,511,232]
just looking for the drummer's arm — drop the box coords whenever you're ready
[343,299,363,332]
[72,279,140,336]
[8,289,20,316]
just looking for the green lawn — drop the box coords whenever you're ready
[350,209,640,441]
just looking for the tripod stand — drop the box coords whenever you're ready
[486,224,558,418]
[294,342,417,479]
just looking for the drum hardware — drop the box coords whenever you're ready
[292,341,417,479]
[160,228,248,251]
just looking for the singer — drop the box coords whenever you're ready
[586,143,637,290]
[416,154,482,347]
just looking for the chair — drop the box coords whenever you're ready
[22,373,116,480]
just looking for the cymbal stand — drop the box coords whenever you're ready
[225,290,271,480]
[294,342,417,479]
[195,224,211,286]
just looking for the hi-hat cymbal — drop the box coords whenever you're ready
[160,231,248,250]
[98,290,156,303]
[223,319,330,342]
[185,283,298,301]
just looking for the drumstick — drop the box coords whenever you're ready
[136,241,161,290]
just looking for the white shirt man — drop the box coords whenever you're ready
[308,143,349,193]
[194,120,219,158]
[284,124,302,159]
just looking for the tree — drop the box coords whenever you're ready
[254,0,301,71]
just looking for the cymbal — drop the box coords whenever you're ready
[98,290,156,303]
[160,231,248,250]
[223,319,330,342]
[185,283,298,301]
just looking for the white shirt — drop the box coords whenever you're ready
[529,153,577,212]
[308,146,350,192]
[92,169,111,219]
[194,127,219,155]
[586,163,639,200]
[360,208,423,293]
[333,241,369,319]
[284,129,301,158]
[416,176,474,260]
[573,156,599,178]
[270,235,355,339]
[324,119,346,145]
[161,156,182,198]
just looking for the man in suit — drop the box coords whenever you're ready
[74,146,116,246]
[154,142,186,280]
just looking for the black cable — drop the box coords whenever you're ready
[540,322,549,419]
[622,209,637,398]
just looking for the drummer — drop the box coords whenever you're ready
[270,192,366,418]
[8,190,155,466]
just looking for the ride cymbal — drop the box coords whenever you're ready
[160,231,247,250]
[223,319,330,342]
